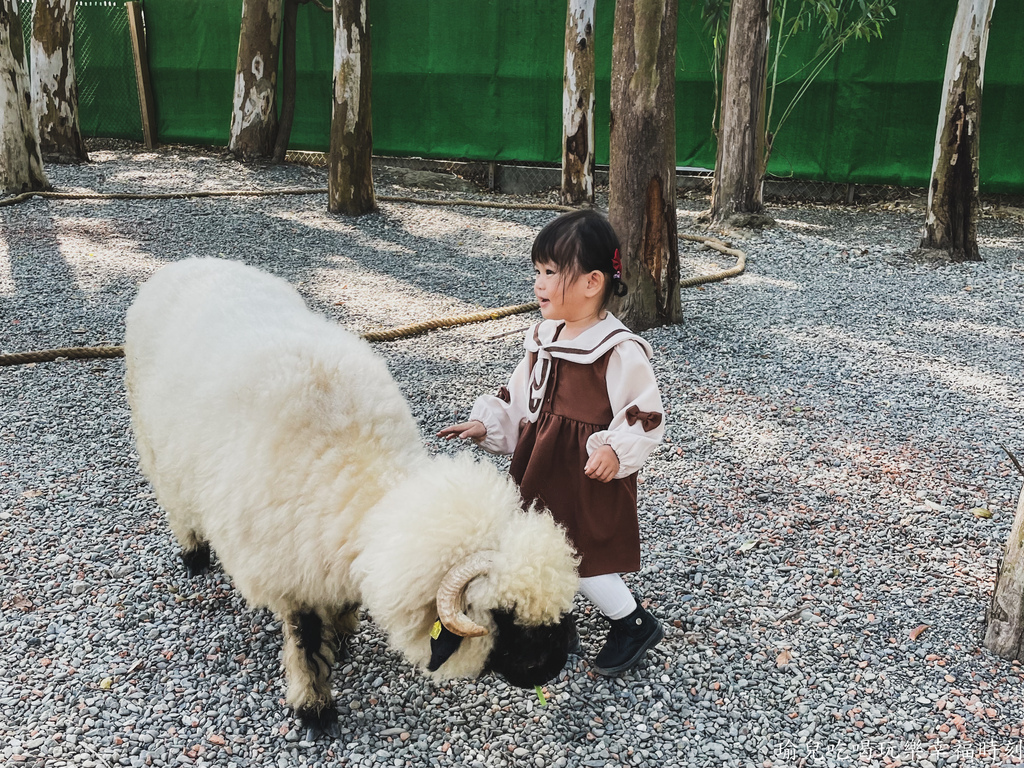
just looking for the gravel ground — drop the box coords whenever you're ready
[2,146,1024,768]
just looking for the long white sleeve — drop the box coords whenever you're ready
[585,341,665,478]
[469,355,532,455]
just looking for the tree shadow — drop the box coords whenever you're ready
[0,200,92,352]
[0,179,552,360]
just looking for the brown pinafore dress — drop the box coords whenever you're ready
[509,349,640,579]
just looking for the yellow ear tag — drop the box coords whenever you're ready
[431,620,442,640]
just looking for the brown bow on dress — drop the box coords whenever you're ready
[625,405,662,432]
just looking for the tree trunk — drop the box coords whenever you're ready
[920,0,995,263]
[607,0,680,331]
[561,0,595,205]
[709,0,772,227]
[30,0,87,162]
[0,0,50,193]
[985,482,1024,660]
[273,0,299,163]
[229,0,282,159]
[328,0,374,215]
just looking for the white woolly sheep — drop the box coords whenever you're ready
[124,257,578,733]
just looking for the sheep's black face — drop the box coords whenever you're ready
[484,609,572,688]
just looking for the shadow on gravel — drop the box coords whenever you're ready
[271,199,545,320]
[79,193,547,332]
[1,201,89,338]
[0,186,545,365]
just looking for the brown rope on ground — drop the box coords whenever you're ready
[0,345,127,366]
[378,195,575,213]
[0,303,543,366]
[360,301,540,342]
[679,233,746,287]
[0,188,576,211]
[0,188,328,206]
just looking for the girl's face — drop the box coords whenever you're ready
[533,261,601,324]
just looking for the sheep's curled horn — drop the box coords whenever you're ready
[436,551,497,637]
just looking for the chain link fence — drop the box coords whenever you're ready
[286,152,985,209]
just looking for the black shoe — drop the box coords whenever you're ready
[565,613,583,656]
[592,601,664,676]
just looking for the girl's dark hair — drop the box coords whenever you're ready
[531,209,628,305]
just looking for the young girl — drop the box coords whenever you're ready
[439,209,666,676]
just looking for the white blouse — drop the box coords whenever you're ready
[470,313,665,479]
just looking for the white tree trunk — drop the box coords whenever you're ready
[561,0,594,205]
[328,0,374,215]
[30,0,88,162]
[921,0,995,262]
[228,0,282,159]
[1,0,50,193]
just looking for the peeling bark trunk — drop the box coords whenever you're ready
[1,0,50,193]
[30,0,87,162]
[229,0,282,159]
[921,0,995,263]
[561,0,595,205]
[273,0,299,163]
[328,0,374,215]
[985,483,1024,660]
[709,0,771,226]
[607,0,680,331]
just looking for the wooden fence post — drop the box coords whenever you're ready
[125,1,156,148]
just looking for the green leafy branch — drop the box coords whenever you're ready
[693,0,897,167]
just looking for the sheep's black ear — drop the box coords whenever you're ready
[427,618,463,671]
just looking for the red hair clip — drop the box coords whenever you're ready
[612,248,622,279]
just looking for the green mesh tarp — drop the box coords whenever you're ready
[22,0,1024,192]
[21,0,143,141]
[143,0,242,146]
[75,1,143,140]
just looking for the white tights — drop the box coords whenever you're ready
[579,573,636,620]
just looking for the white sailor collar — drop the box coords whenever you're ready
[523,313,653,363]
[521,314,653,418]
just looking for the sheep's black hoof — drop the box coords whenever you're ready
[336,635,350,663]
[181,544,211,577]
[565,613,583,656]
[299,704,339,741]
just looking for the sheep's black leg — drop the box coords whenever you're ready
[329,603,360,664]
[170,523,211,577]
[283,609,339,739]
[180,543,211,577]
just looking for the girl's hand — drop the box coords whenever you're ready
[438,420,487,442]
[584,445,619,483]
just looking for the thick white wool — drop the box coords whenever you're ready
[126,258,422,613]
[124,258,578,679]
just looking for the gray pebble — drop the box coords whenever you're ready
[2,150,1023,768]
